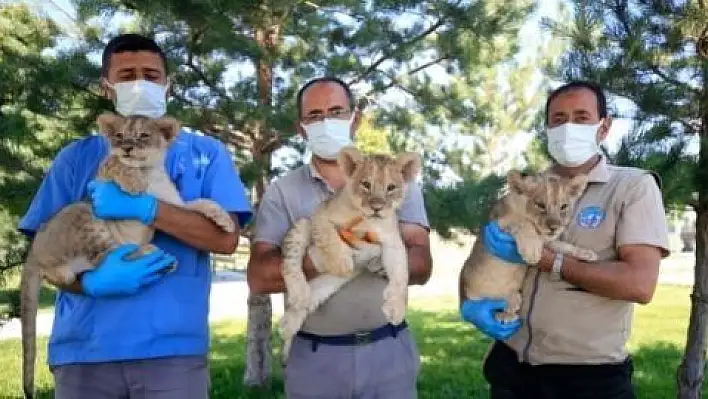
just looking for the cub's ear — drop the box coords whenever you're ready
[338,146,363,178]
[96,112,125,138]
[396,152,421,182]
[153,116,181,141]
[506,170,527,194]
[568,174,589,197]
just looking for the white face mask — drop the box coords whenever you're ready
[107,80,168,118]
[302,116,354,160]
[546,121,603,167]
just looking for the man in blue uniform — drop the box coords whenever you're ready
[18,33,253,398]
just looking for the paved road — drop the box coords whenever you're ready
[0,246,697,341]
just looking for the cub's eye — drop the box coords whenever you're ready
[116,133,124,140]
[387,184,397,192]
[535,202,546,211]
[361,181,371,190]
[139,132,150,140]
[560,203,569,211]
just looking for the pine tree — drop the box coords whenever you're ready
[0,3,106,284]
[547,1,707,397]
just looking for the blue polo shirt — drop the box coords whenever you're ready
[18,130,253,366]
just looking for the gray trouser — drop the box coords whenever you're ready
[284,327,420,399]
[51,355,209,399]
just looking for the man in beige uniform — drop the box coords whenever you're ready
[247,76,433,398]
[462,81,670,398]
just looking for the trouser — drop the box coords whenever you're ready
[51,355,209,399]
[284,321,420,398]
[484,342,635,399]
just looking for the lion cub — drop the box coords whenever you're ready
[460,170,598,324]
[20,112,235,399]
[278,146,421,362]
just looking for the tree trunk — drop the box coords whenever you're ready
[243,24,277,388]
[676,55,708,399]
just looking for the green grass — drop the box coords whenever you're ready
[0,285,704,398]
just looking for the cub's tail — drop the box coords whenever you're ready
[20,250,41,399]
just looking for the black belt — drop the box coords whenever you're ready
[296,321,408,352]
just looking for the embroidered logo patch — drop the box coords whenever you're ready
[577,206,606,229]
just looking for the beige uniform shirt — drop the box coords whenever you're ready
[253,163,430,335]
[505,156,670,365]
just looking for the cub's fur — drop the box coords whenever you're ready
[278,146,421,362]
[460,170,598,323]
[20,112,235,399]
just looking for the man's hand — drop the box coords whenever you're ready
[81,244,176,298]
[87,180,158,225]
[460,298,522,340]
[482,221,525,265]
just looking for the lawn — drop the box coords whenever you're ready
[0,284,703,398]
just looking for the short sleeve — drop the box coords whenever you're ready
[397,181,430,230]
[201,142,253,228]
[18,143,78,238]
[616,173,670,257]
[253,182,291,247]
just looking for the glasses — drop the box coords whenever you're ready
[301,108,352,125]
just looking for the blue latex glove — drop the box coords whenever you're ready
[482,221,525,264]
[87,180,158,225]
[81,244,176,298]
[461,298,522,340]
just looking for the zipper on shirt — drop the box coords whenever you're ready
[522,268,542,363]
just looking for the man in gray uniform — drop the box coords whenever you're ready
[247,76,433,398]
[461,80,670,398]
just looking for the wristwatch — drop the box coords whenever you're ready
[549,251,564,282]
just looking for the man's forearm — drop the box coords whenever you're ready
[152,201,240,254]
[247,249,319,294]
[537,249,657,304]
[407,244,432,286]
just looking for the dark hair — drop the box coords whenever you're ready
[545,80,607,123]
[101,33,168,77]
[296,77,355,117]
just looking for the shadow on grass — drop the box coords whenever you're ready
[1,309,704,399]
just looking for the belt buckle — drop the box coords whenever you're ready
[353,331,372,345]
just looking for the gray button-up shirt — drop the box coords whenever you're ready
[253,163,429,334]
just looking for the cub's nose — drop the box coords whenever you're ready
[369,198,386,212]
[546,219,562,232]
[122,145,134,155]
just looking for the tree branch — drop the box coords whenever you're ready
[610,0,700,94]
[348,18,447,86]
[366,55,449,96]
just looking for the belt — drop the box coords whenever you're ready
[296,321,408,352]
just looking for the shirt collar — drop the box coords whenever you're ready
[306,162,335,193]
[547,155,611,184]
[585,155,611,183]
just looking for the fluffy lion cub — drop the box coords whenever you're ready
[278,146,421,362]
[20,112,235,399]
[460,170,598,324]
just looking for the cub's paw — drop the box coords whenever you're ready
[382,286,407,325]
[518,239,543,265]
[118,177,147,196]
[286,284,312,310]
[495,311,520,324]
[573,249,598,262]
[187,200,236,233]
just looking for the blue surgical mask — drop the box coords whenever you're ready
[108,80,168,118]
